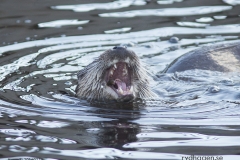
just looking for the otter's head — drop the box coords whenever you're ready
[75,46,157,102]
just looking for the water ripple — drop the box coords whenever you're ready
[51,0,146,12]
[99,6,232,17]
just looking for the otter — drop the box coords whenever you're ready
[75,46,157,102]
[165,41,240,73]
[76,42,240,102]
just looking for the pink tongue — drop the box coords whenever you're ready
[115,80,127,90]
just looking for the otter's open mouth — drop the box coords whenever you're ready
[106,62,134,101]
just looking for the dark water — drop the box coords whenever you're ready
[1,0,240,159]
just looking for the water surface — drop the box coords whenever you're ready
[0,0,240,159]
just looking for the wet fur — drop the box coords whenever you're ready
[75,48,157,102]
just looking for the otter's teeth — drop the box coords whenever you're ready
[122,65,128,76]
[110,70,114,76]
[119,87,123,94]
[114,64,117,69]
[129,86,133,92]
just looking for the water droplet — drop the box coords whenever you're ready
[24,19,32,23]
[169,37,179,43]
[209,86,220,93]
[65,81,72,85]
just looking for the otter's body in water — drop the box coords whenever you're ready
[165,42,240,73]
[75,46,157,102]
[76,42,240,102]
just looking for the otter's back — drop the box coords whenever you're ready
[165,42,240,73]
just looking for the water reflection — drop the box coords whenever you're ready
[104,27,132,34]
[223,0,240,5]
[38,20,89,28]
[176,22,210,28]
[51,0,147,12]
[99,6,232,17]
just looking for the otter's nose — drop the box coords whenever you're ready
[113,46,127,50]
